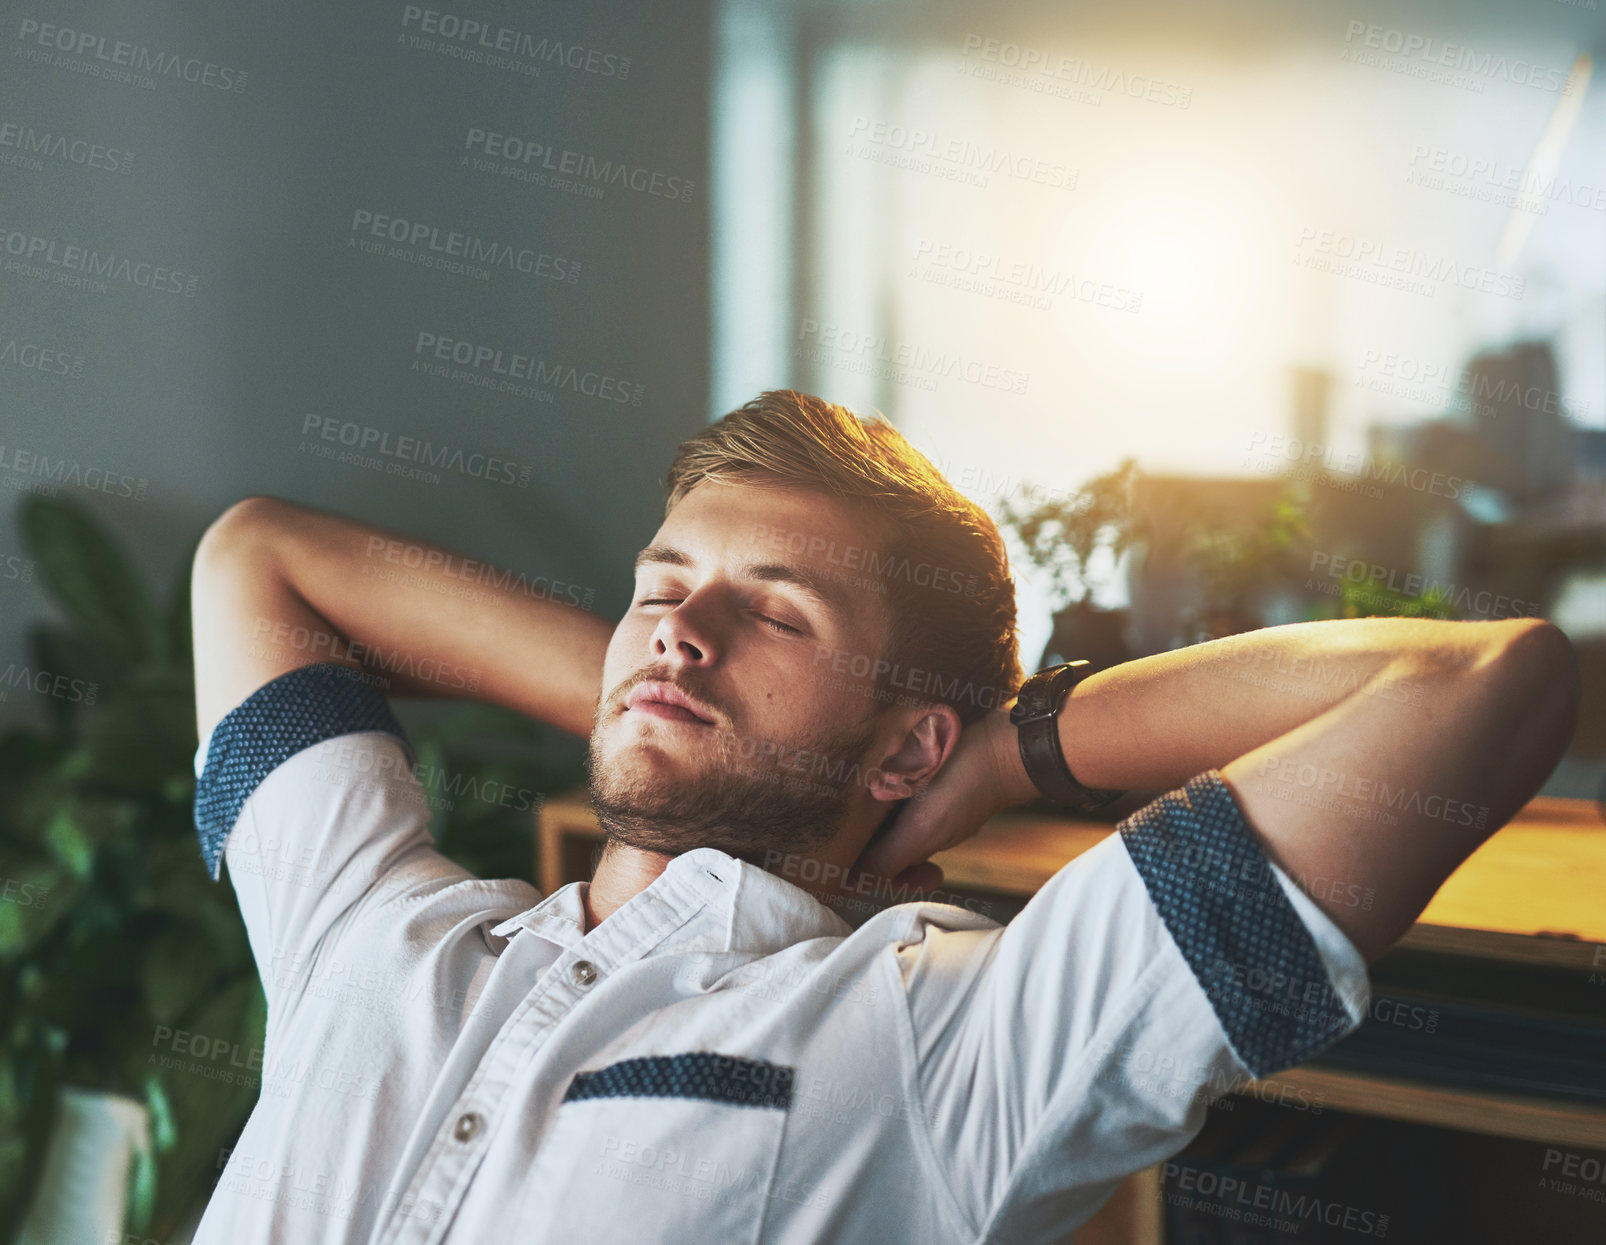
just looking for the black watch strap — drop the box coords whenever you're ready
[1009,661,1125,811]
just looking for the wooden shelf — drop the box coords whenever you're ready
[1243,1066,1606,1150]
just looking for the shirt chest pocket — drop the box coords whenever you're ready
[516,1053,796,1244]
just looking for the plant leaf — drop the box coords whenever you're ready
[0,860,72,959]
[20,495,161,667]
[126,1134,157,1232]
[43,811,93,879]
[144,1072,176,1151]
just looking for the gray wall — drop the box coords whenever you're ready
[0,1,711,724]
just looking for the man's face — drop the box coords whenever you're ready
[587,480,897,861]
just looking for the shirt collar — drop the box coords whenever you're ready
[488,847,852,955]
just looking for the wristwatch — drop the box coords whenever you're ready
[1008,660,1125,811]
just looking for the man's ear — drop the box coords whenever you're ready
[864,703,962,801]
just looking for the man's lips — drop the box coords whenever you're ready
[623,681,719,726]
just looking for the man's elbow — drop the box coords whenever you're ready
[1483,618,1581,765]
[194,495,287,573]
[1497,617,1580,716]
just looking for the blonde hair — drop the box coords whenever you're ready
[665,390,1021,725]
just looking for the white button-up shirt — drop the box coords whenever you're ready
[189,662,1369,1244]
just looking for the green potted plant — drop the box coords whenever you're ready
[998,458,1142,673]
[0,493,245,1244]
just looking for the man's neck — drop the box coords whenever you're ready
[583,841,675,930]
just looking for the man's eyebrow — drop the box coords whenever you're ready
[631,544,854,622]
[634,544,691,573]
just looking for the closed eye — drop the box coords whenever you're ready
[637,598,803,636]
[754,613,802,636]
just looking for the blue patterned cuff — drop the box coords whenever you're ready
[1118,770,1359,1079]
[193,662,412,881]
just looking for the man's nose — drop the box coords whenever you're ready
[651,594,721,667]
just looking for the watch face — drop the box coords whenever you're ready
[1011,668,1060,722]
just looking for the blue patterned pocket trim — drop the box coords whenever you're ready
[193,661,411,881]
[1118,770,1359,1079]
[564,1054,795,1110]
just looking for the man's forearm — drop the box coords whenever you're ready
[1017,615,1577,961]
[1052,617,1521,794]
[221,496,611,736]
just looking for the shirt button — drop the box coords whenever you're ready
[453,1112,483,1142]
[570,959,598,987]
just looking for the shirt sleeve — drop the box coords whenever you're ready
[895,769,1371,1242]
[191,661,529,1017]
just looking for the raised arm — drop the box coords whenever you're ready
[190,495,612,741]
[862,616,1580,965]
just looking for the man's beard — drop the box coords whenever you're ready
[585,685,878,862]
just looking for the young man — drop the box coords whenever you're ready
[188,390,1578,1244]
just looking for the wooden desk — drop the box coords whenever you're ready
[535,793,1606,1241]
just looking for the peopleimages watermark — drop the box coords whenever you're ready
[267,943,486,1026]
[0,336,85,379]
[311,732,544,815]
[749,521,981,598]
[462,128,692,203]
[1406,144,1606,216]
[1340,20,1574,96]
[593,1132,828,1210]
[958,34,1193,109]
[1109,782,1382,912]
[14,17,249,94]
[249,617,482,693]
[1258,754,1492,830]
[811,643,1014,714]
[909,239,1142,314]
[795,320,1029,395]
[1094,1037,1327,1114]
[1210,953,1367,1031]
[0,223,198,296]
[348,209,579,285]
[412,332,644,407]
[213,1145,444,1225]
[0,552,36,584]
[1,874,49,908]
[670,949,882,1009]
[0,118,133,175]
[1193,628,1427,714]
[1163,1160,1391,1237]
[148,1024,261,1089]
[793,1072,946,1130]
[712,726,911,804]
[759,848,993,917]
[0,662,98,706]
[1354,349,1590,421]
[0,444,148,501]
[398,7,630,80]
[846,116,1077,192]
[1540,1148,1606,1203]
[1306,551,1541,622]
[1292,227,1522,301]
[297,413,533,489]
[928,456,1079,509]
[1242,430,1473,500]
[364,536,597,611]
